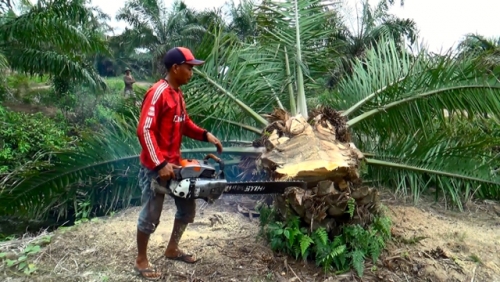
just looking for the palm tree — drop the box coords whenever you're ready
[2,0,500,243]
[0,0,110,94]
[226,0,260,42]
[457,33,500,72]
[328,0,418,87]
[182,3,500,230]
[115,0,215,78]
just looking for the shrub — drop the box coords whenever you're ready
[258,204,392,277]
[0,106,76,174]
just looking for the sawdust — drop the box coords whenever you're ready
[1,190,499,282]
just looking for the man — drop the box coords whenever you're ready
[134,47,223,280]
[123,67,136,97]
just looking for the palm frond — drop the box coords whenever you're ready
[324,38,500,206]
[0,108,264,219]
[0,111,140,219]
[327,38,500,140]
[255,0,341,117]
[183,27,290,139]
[0,50,7,70]
[0,0,109,89]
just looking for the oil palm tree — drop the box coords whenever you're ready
[116,0,215,78]
[329,0,418,86]
[457,33,500,72]
[183,14,500,220]
[226,0,260,42]
[0,0,110,92]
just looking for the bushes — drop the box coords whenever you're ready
[0,80,141,176]
[0,106,76,174]
[0,76,148,221]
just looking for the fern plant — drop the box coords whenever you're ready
[258,205,392,277]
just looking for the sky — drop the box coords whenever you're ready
[92,0,500,54]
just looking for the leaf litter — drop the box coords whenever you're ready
[1,189,499,282]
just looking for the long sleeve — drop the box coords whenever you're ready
[137,84,168,170]
[183,113,208,141]
[180,95,208,141]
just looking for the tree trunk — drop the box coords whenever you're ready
[254,106,382,237]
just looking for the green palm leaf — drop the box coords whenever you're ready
[255,0,341,117]
[321,37,500,205]
[328,39,500,136]
[0,0,109,89]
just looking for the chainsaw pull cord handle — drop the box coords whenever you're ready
[203,153,225,178]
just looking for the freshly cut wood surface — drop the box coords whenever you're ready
[254,106,381,236]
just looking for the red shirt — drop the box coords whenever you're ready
[136,79,207,170]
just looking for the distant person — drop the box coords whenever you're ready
[133,47,223,280]
[123,67,136,97]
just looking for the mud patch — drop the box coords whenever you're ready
[1,191,500,282]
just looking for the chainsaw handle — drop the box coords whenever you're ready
[203,153,225,171]
[203,153,225,178]
[155,168,182,184]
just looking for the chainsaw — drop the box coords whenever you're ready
[151,154,306,203]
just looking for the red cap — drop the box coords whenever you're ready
[163,47,205,69]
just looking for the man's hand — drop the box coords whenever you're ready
[207,132,223,154]
[158,163,181,180]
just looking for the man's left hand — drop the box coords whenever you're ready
[207,133,223,154]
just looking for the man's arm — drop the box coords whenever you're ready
[181,98,223,154]
[124,76,135,84]
[181,95,209,141]
[136,85,169,171]
[183,113,209,142]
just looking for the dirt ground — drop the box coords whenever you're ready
[1,190,499,282]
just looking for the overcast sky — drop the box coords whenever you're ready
[92,0,500,54]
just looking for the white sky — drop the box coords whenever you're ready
[93,0,500,54]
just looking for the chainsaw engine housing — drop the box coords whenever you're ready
[168,158,227,202]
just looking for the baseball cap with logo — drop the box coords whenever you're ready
[163,47,205,70]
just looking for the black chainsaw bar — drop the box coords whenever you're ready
[223,180,307,194]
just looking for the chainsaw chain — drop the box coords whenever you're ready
[226,180,305,183]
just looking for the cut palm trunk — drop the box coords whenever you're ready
[255,106,381,236]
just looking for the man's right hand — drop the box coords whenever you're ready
[158,163,182,180]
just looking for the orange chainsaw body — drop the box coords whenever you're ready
[180,158,201,172]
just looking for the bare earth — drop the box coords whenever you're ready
[1,190,499,282]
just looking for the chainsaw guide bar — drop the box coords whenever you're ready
[223,180,307,194]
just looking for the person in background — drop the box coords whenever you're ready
[133,47,223,280]
[123,67,136,97]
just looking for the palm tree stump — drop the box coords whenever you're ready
[256,107,381,236]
